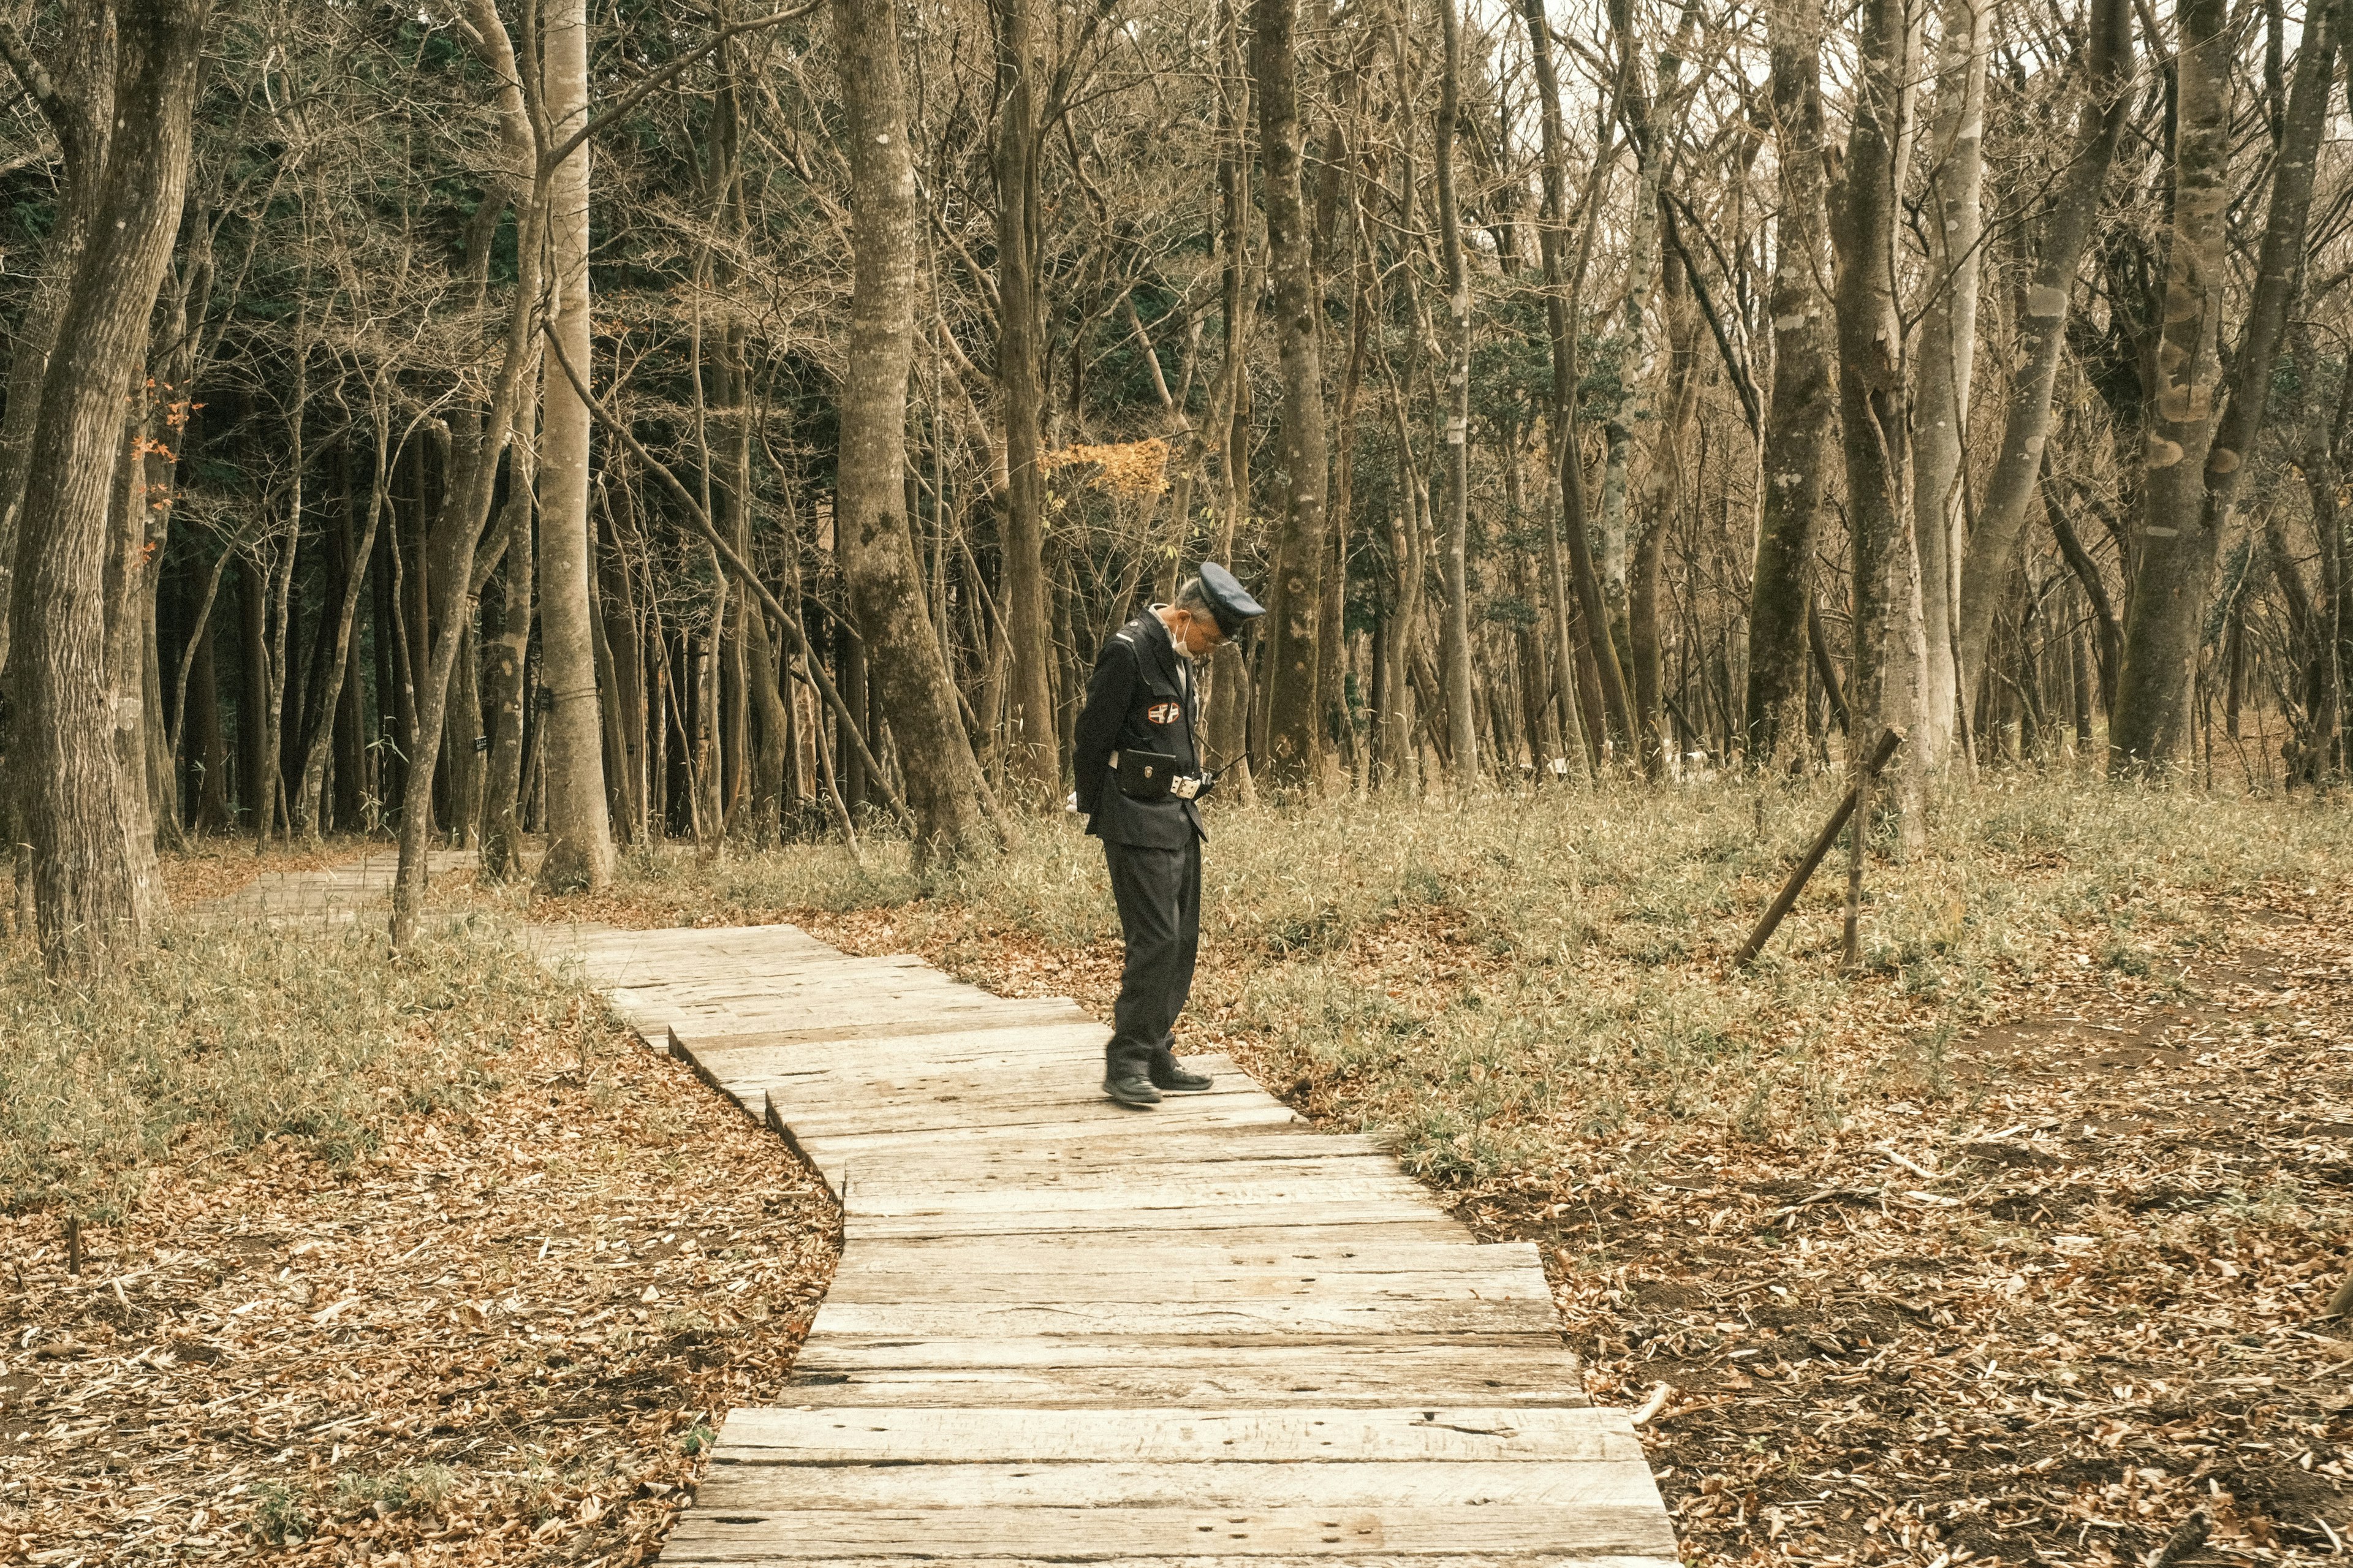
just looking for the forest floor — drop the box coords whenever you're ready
[498,773,2353,1568]
[5,777,2349,1568]
[0,850,839,1567]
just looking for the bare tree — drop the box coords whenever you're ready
[1909,0,1990,773]
[831,0,994,863]
[1253,0,1331,789]
[1953,0,2131,710]
[1743,0,1837,769]
[1828,0,1926,830]
[2111,0,2340,764]
[536,0,615,890]
[0,0,208,972]
[1435,0,1476,785]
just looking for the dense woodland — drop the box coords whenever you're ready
[0,0,2348,969]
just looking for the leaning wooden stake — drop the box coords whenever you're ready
[1735,727,1904,967]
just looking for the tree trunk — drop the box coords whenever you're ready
[1252,0,1330,790]
[295,407,392,837]
[991,0,1058,806]
[1517,0,1606,776]
[1434,0,1477,786]
[1908,0,1988,775]
[2112,0,2339,765]
[1596,0,1692,642]
[535,0,615,890]
[0,9,110,684]
[1631,209,1701,775]
[832,0,992,865]
[390,0,549,948]
[188,608,232,832]
[1953,0,2129,717]
[1744,0,1838,769]
[3,0,205,971]
[480,392,536,878]
[1829,0,1926,831]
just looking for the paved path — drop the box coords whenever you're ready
[540,919,1677,1568]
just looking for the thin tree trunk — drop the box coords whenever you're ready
[1830,0,1925,832]
[1432,0,1477,787]
[1953,0,2129,714]
[1745,0,1838,768]
[1631,206,1700,776]
[536,0,615,890]
[295,399,394,837]
[992,0,1058,806]
[1253,0,1330,789]
[832,0,992,865]
[1908,0,1989,776]
[390,1,550,948]
[480,389,536,878]
[1517,0,1604,776]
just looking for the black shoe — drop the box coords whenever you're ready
[1104,1070,1161,1107]
[1104,1040,1161,1107]
[1148,1045,1213,1092]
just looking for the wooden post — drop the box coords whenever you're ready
[66,1214,81,1275]
[1734,727,1904,967]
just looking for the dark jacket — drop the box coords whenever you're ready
[1073,611,1205,847]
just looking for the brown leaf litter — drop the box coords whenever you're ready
[0,910,838,1566]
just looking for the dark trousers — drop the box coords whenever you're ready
[1102,835,1202,1070]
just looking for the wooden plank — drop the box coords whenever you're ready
[811,1127,1390,1167]
[784,1107,1313,1160]
[779,1099,1304,1145]
[662,1555,1670,1568]
[844,1174,1444,1219]
[657,1502,1676,1561]
[691,1458,1656,1512]
[827,1240,1544,1284]
[748,1055,1267,1101]
[801,1296,1561,1338]
[822,1267,1551,1307]
[708,1406,1639,1464]
[841,1207,1468,1244]
[844,1154,1420,1200]
[781,1366,1588,1411]
[659,1544,1675,1553]
[683,1018,1107,1059]
[671,1003,1093,1053]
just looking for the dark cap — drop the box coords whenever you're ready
[1197,562,1265,634]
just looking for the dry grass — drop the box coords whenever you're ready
[0,898,838,1566]
[502,772,2353,1568]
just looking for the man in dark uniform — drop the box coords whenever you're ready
[1072,564,1265,1107]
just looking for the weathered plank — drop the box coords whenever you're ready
[710,1406,1642,1464]
[657,1503,1675,1561]
[669,1003,1096,1053]
[803,1296,1559,1339]
[824,1244,1550,1303]
[841,1207,1471,1244]
[692,1458,1658,1511]
[634,1556,1669,1568]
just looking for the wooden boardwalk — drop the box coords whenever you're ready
[544,919,1677,1568]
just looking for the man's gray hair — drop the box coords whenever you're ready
[1173,576,1213,615]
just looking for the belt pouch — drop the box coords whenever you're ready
[1116,749,1179,800]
